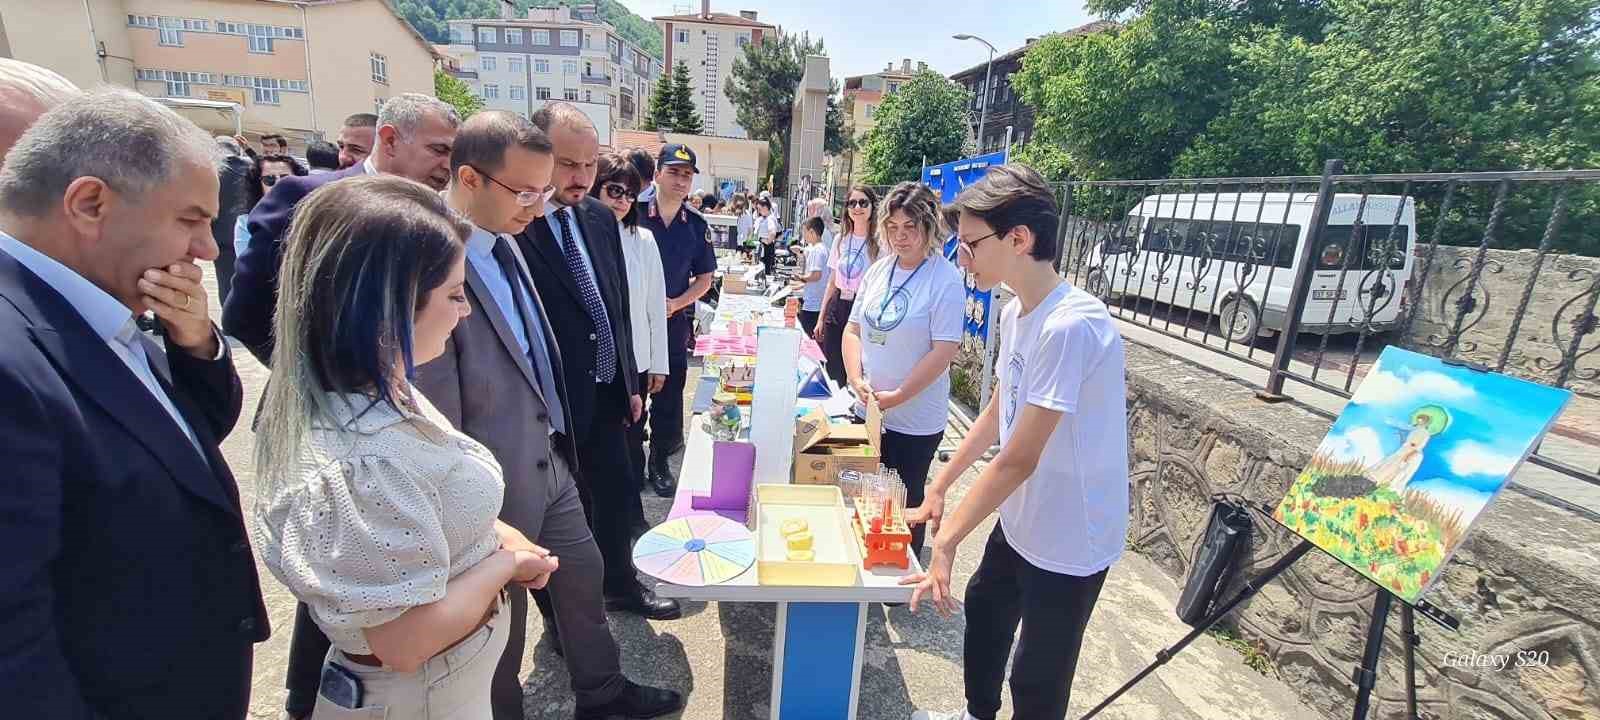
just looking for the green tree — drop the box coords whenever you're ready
[434,68,484,119]
[859,72,971,185]
[642,66,675,131]
[669,61,704,134]
[725,34,847,190]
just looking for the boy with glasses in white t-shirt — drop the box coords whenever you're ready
[905,164,1129,720]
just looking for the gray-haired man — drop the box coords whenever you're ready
[0,88,266,718]
[220,92,461,720]
[0,58,78,166]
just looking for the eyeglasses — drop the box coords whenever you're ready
[846,199,872,209]
[471,165,550,207]
[955,229,1001,265]
[602,182,638,201]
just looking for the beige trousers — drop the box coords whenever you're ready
[312,595,510,720]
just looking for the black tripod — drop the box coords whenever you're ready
[1079,540,1422,720]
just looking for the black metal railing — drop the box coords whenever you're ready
[1047,160,1600,501]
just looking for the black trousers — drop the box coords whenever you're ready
[761,241,776,277]
[879,427,944,557]
[797,309,820,338]
[649,315,693,466]
[964,524,1109,720]
[284,603,328,717]
[819,296,855,386]
[572,375,647,597]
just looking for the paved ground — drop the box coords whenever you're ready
[201,266,1317,720]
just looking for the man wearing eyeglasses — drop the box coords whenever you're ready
[418,110,683,720]
[221,92,462,720]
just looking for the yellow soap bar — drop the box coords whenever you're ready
[780,519,809,536]
[786,549,814,562]
[785,531,814,552]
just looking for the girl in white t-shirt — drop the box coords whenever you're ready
[906,165,1128,720]
[843,181,965,558]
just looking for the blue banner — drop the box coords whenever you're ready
[923,151,1007,346]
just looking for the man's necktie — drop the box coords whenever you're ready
[553,208,617,384]
[491,236,568,435]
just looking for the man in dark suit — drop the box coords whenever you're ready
[223,92,458,364]
[521,102,679,620]
[0,90,266,718]
[416,110,681,720]
[221,92,461,720]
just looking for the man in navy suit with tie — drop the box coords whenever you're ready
[222,92,462,719]
[0,90,267,718]
[522,103,680,620]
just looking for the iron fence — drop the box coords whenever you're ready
[1049,160,1600,505]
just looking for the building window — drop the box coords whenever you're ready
[534,59,550,73]
[737,32,751,48]
[532,29,550,45]
[478,27,496,44]
[370,53,388,84]
[865,103,875,119]
[252,77,281,105]
[562,60,578,75]
[286,80,308,92]
[676,30,689,43]
[182,18,209,32]
[560,30,579,47]
[248,23,274,53]
[273,26,303,39]
[216,20,243,34]
[128,14,157,28]
[537,86,551,100]
[563,88,578,101]
[584,61,594,76]
[608,37,619,55]
[136,68,161,82]
[510,85,525,101]
[584,89,592,102]
[375,97,386,113]
[506,28,523,44]
[887,81,901,94]
[481,56,496,71]
[157,17,184,46]
[451,26,469,44]
[483,83,500,99]
[509,57,524,73]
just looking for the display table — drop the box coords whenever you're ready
[653,411,920,720]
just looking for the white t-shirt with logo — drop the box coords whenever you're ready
[801,243,828,311]
[849,254,965,435]
[996,281,1128,576]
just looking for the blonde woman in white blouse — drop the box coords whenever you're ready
[254,177,558,719]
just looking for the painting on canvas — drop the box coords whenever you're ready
[1273,347,1570,603]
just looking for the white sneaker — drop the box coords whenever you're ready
[910,711,979,720]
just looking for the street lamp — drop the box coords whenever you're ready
[953,33,997,153]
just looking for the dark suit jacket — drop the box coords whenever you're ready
[515,197,639,437]
[222,163,366,364]
[0,251,268,719]
[415,244,579,533]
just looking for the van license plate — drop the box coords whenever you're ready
[1313,289,1347,301]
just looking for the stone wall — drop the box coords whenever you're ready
[1121,341,1600,720]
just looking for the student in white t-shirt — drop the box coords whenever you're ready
[754,196,782,278]
[905,165,1128,720]
[794,216,829,337]
[844,181,966,558]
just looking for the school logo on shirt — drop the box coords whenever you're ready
[838,243,868,280]
[866,287,911,332]
[1005,352,1025,425]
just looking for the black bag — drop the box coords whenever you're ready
[1176,494,1254,626]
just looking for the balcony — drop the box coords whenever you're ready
[446,68,479,81]
[581,73,611,85]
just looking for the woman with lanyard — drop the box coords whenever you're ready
[814,185,881,386]
[842,181,965,558]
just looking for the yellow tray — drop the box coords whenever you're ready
[753,484,862,587]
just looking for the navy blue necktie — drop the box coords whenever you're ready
[553,208,617,384]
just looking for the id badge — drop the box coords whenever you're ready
[866,328,888,345]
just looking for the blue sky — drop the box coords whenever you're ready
[1318,348,1570,512]
[619,0,1100,79]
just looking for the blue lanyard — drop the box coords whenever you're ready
[880,257,929,318]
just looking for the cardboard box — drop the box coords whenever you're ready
[723,276,748,295]
[791,398,882,485]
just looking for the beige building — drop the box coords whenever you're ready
[838,58,924,189]
[612,128,768,199]
[653,1,774,139]
[0,0,438,150]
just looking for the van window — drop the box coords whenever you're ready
[1314,225,1409,271]
[1138,218,1300,269]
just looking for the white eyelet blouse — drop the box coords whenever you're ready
[255,387,505,655]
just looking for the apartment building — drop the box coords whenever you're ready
[838,58,924,189]
[948,21,1112,154]
[0,0,438,150]
[439,3,661,141]
[653,1,774,139]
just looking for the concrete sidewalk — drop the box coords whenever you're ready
[207,265,1317,719]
